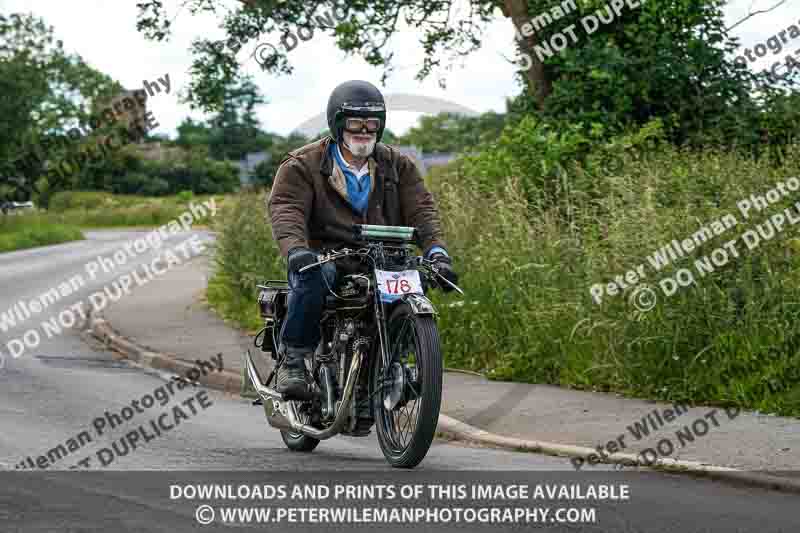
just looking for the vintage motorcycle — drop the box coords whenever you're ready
[244,224,463,468]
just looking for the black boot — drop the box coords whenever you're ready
[276,346,311,399]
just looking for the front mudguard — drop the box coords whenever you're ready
[398,293,437,316]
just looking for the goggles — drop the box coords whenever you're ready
[343,117,382,134]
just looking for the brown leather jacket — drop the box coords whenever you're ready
[267,136,447,259]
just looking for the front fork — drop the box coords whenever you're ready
[370,293,437,412]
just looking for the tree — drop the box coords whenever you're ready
[206,76,270,161]
[135,0,494,111]
[174,118,214,151]
[134,0,796,150]
[1,12,123,201]
[380,128,399,145]
[0,53,50,201]
[399,111,506,153]
[250,133,310,189]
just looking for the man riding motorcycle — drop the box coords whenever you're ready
[266,79,458,400]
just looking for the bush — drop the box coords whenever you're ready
[176,190,194,202]
[458,116,664,209]
[139,177,170,196]
[139,149,240,195]
[63,142,240,198]
[48,191,114,212]
[252,159,275,189]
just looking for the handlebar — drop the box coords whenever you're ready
[299,222,464,294]
[297,247,367,273]
[297,248,464,295]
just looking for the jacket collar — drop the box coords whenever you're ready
[320,136,334,177]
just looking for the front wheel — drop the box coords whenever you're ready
[371,303,443,468]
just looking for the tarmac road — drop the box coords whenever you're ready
[0,231,797,532]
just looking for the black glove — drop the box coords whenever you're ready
[429,252,459,292]
[287,247,317,274]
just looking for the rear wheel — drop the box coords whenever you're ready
[280,429,320,451]
[371,303,443,468]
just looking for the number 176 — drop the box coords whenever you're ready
[385,279,411,294]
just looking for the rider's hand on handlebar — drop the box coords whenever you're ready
[287,247,317,274]
[429,251,459,292]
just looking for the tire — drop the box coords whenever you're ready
[280,428,320,452]
[371,303,443,468]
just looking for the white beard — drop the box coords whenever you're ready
[343,131,376,158]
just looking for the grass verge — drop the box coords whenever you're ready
[46,190,228,228]
[0,214,84,253]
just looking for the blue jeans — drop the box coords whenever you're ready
[279,256,337,352]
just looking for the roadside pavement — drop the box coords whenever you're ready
[93,251,800,481]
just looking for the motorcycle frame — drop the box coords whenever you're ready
[244,241,438,441]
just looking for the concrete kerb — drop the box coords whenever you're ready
[88,313,800,494]
[89,316,242,394]
[436,414,800,494]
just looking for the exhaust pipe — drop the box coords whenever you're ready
[244,349,365,440]
[244,350,282,401]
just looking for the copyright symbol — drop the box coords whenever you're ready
[195,505,215,525]
[252,42,279,68]
[630,284,657,312]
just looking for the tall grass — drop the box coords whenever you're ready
[429,143,800,416]
[206,141,800,416]
[207,191,284,333]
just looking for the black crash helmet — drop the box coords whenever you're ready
[326,80,387,144]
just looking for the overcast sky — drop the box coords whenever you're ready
[1,0,795,138]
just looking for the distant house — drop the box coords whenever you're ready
[394,145,426,175]
[238,151,270,185]
[421,152,458,171]
[135,141,183,161]
[232,146,454,186]
[394,145,457,176]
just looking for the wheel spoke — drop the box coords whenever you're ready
[400,404,414,443]
[390,318,410,360]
